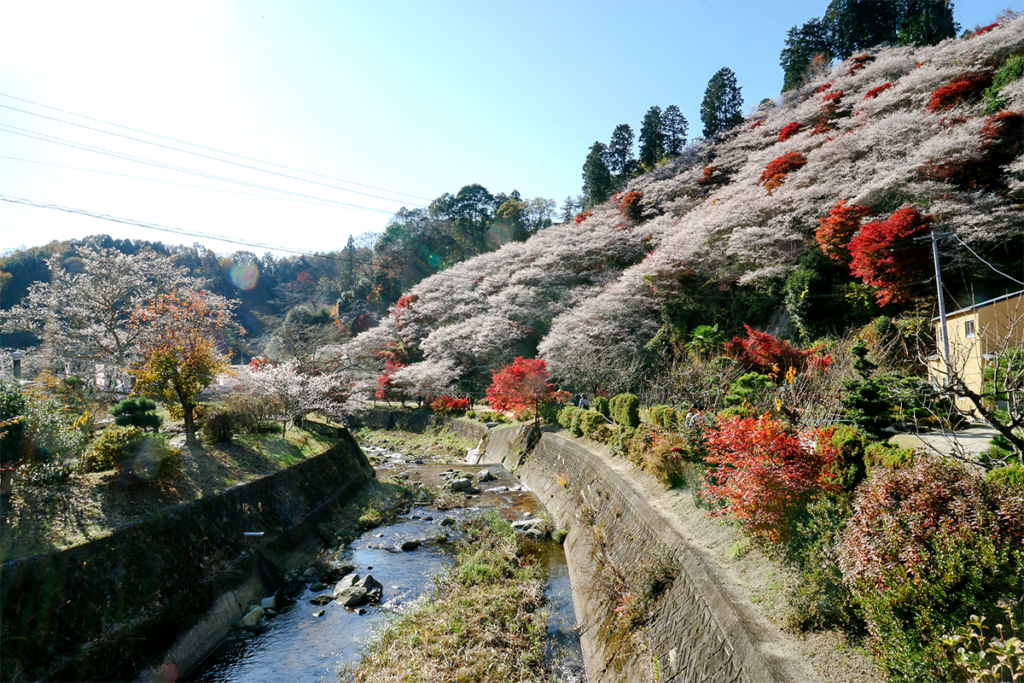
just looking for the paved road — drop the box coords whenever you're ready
[890,425,999,459]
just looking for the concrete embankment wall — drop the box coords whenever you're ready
[488,428,784,683]
[0,431,375,683]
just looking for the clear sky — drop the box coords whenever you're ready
[0,0,1012,258]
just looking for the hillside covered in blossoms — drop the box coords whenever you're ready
[346,16,1024,396]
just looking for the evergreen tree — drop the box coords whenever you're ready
[582,141,614,208]
[560,196,578,223]
[638,105,664,168]
[823,0,901,59]
[605,124,635,176]
[659,104,688,157]
[779,17,833,92]
[898,0,958,47]
[700,68,745,138]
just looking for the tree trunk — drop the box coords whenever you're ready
[183,401,199,447]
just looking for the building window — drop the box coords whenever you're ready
[965,320,975,338]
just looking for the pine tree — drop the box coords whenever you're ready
[700,68,744,138]
[898,0,958,47]
[659,104,688,157]
[605,124,635,176]
[582,141,614,208]
[824,0,901,59]
[779,18,833,92]
[638,106,664,168]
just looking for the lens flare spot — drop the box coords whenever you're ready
[230,263,259,291]
[426,253,442,269]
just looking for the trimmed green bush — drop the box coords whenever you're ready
[537,400,560,424]
[202,404,239,443]
[592,396,610,418]
[864,441,915,471]
[82,426,144,472]
[986,461,1024,493]
[578,410,606,437]
[110,397,162,433]
[827,425,869,491]
[649,405,677,428]
[609,393,640,429]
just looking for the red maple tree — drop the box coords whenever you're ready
[778,122,804,142]
[723,325,831,377]
[848,207,933,306]
[815,200,873,264]
[485,357,554,422]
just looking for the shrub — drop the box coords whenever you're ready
[591,396,610,418]
[202,404,239,443]
[648,405,677,428]
[703,414,840,543]
[984,54,1024,113]
[122,434,182,482]
[615,424,689,486]
[815,200,872,265]
[557,405,583,435]
[223,390,279,434]
[0,378,28,466]
[723,325,831,377]
[486,357,554,418]
[863,82,893,100]
[82,426,144,472]
[826,425,870,492]
[618,191,643,221]
[987,462,1024,493]
[111,396,162,432]
[465,410,477,419]
[609,394,640,429]
[927,72,993,111]
[430,396,470,416]
[578,410,606,437]
[839,458,1024,683]
[759,152,807,187]
[573,211,592,225]
[864,441,915,470]
[777,121,804,142]
[536,400,560,424]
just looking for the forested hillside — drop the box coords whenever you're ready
[347,16,1024,395]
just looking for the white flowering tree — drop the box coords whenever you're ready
[238,359,356,435]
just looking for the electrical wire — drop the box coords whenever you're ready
[0,91,431,202]
[0,124,397,214]
[952,233,1024,287]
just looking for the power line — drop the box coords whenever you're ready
[0,91,431,202]
[0,124,396,214]
[0,154,364,210]
[952,233,1024,287]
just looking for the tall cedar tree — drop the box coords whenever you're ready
[129,290,236,447]
[638,105,664,168]
[605,124,635,176]
[582,141,614,208]
[659,104,689,156]
[780,18,833,92]
[700,68,744,138]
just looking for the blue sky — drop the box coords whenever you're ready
[0,0,1012,257]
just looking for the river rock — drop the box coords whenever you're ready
[261,596,278,610]
[399,540,421,552]
[356,607,367,615]
[486,486,509,494]
[334,573,360,595]
[449,478,473,492]
[357,574,383,592]
[309,594,334,606]
[477,469,495,482]
[511,519,537,530]
[312,609,325,618]
[238,606,264,629]
[265,608,277,617]
[322,562,356,582]
[302,567,317,578]
[335,586,368,607]
[440,517,456,527]
[310,582,328,592]
[525,528,547,539]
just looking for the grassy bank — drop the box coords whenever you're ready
[347,513,549,683]
[355,426,478,464]
[0,425,334,559]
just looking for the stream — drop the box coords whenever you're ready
[184,443,586,682]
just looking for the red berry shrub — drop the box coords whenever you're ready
[618,191,644,221]
[759,152,807,189]
[848,207,932,306]
[838,458,1024,682]
[863,82,892,100]
[723,325,832,376]
[430,395,470,416]
[703,414,839,543]
[778,122,804,142]
[926,72,993,111]
[815,200,873,264]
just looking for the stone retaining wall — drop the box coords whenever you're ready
[0,431,375,682]
[489,428,786,683]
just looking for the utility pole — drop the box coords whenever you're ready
[931,231,951,383]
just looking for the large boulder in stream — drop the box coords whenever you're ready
[335,586,369,607]
[333,573,360,595]
[238,606,264,628]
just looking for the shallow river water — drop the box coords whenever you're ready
[184,444,585,682]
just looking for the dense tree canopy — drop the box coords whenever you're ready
[700,67,745,137]
[638,106,664,168]
[582,141,615,208]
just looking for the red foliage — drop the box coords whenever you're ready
[375,359,406,401]
[703,414,839,543]
[723,325,832,376]
[847,54,874,76]
[863,82,892,100]
[485,357,553,416]
[815,200,873,264]
[392,293,418,331]
[748,119,765,131]
[848,207,933,306]
[699,165,719,185]
[926,72,993,111]
[971,21,1001,37]
[430,395,470,416]
[759,152,807,187]
[920,111,1024,189]
[814,82,833,94]
[247,356,272,371]
[822,90,844,103]
[778,122,804,142]
[618,191,644,221]
[295,271,312,283]
[574,211,592,225]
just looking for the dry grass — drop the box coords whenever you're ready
[348,513,550,683]
[355,427,477,464]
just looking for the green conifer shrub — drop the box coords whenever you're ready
[609,394,640,429]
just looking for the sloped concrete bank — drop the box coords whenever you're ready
[0,430,375,683]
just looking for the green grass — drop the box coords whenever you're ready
[348,513,549,683]
[355,427,477,464]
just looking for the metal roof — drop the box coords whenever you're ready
[932,289,1024,321]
